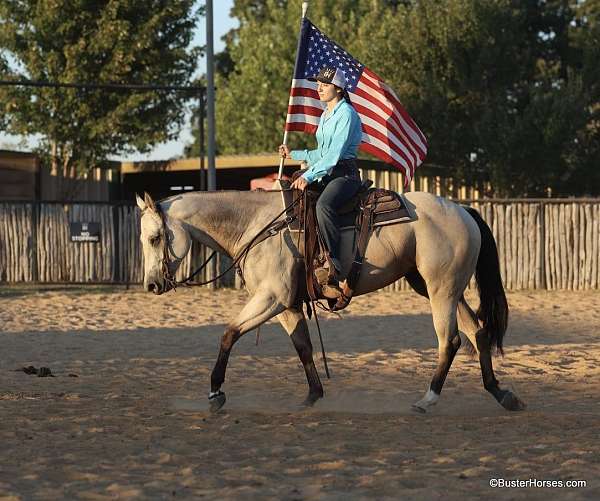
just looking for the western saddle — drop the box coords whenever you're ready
[280,170,414,311]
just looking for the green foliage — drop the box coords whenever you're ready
[208,0,600,196]
[0,0,201,177]
[208,0,375,156]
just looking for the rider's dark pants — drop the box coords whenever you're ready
[315,160,362,279]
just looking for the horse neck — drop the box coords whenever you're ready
[162,191,280,257]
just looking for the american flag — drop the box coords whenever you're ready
[285,18,427,186]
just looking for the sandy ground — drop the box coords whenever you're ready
[1,285,599,500]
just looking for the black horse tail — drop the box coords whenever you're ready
[464,207,509,355]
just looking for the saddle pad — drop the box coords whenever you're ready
[340,192,414,230]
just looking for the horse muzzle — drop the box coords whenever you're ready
[146,281,164,295]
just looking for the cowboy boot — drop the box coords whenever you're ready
[314,267,330,286]
[321,277,349,299]
[321,283,343,299]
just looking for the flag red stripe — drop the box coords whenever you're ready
[352,101,418,165]
[285,122,318,134]
[352,86,425,161]
[360,123,414,175]
[359,143,410,188]
[361,124,414,179]
[286,104,323,118]
[362,68,427,147]
[353,85,426,161]
[362,68,426,142]
[290,86,319,99]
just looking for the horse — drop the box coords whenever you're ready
[135,189,525,413]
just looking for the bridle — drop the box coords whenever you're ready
[152,192,301,291]
[153,203,183,293]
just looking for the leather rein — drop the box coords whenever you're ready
[153,189,330,379]
[154,191,300,291]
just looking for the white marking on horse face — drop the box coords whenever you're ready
[139,211,164,290]
[139,209,192,292]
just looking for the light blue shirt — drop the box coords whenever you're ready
[290,100,362,183]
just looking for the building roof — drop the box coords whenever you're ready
[120,154,302,174]
[0,150,39,173]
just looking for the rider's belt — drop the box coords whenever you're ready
[322,158,360,183]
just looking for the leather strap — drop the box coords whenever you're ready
[333,204,374,311]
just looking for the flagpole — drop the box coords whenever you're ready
[277,1,309,180]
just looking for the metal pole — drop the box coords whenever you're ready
[205,0,217,287]
[278,2,309,179]
[199,87,205,191]
[206,0,216,191]
[32,157,40,282]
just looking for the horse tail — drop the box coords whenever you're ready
[464,207,508,355]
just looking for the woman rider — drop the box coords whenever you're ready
[279,66,363,295]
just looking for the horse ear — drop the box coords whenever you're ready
[135,193,146,211]
[144,192,157,212]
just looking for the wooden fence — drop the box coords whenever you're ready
[1,199,599,290]
[0,201,237,287]
[462,200,598,291]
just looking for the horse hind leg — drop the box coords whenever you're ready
[406,272,482,355]
[405,272,461,412]
[209,289,286,412]
[409,272,525,412]
[457,295,480,354]
[457,297,525,411]
[277,308,324,406]
[412,293,461,413]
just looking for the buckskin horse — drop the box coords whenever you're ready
[135,190,525,413]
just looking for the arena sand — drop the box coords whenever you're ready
[1,287,599,500]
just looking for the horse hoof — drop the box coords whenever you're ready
[500,391,526,411]
[411,403,427,414]
[302,392,323,407]
[209,391,226,413]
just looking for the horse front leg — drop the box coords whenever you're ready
[209,289,286,412]
[277,308,324,406]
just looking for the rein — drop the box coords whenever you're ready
[155,191,300,290]
[154,189,330,379]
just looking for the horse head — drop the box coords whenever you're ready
[136,192,191,295]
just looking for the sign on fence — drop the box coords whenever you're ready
[70,222,100,243]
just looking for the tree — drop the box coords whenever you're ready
[0,0,201,196]
[211,0,374,156]
[210,0,600,196]
[356,0,600,196]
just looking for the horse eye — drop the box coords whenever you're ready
[149,235,160,246]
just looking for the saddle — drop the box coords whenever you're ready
[280,170,414,311]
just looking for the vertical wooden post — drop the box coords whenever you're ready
[31,201,39,282]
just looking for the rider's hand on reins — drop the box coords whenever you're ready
[291,176,309,191]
